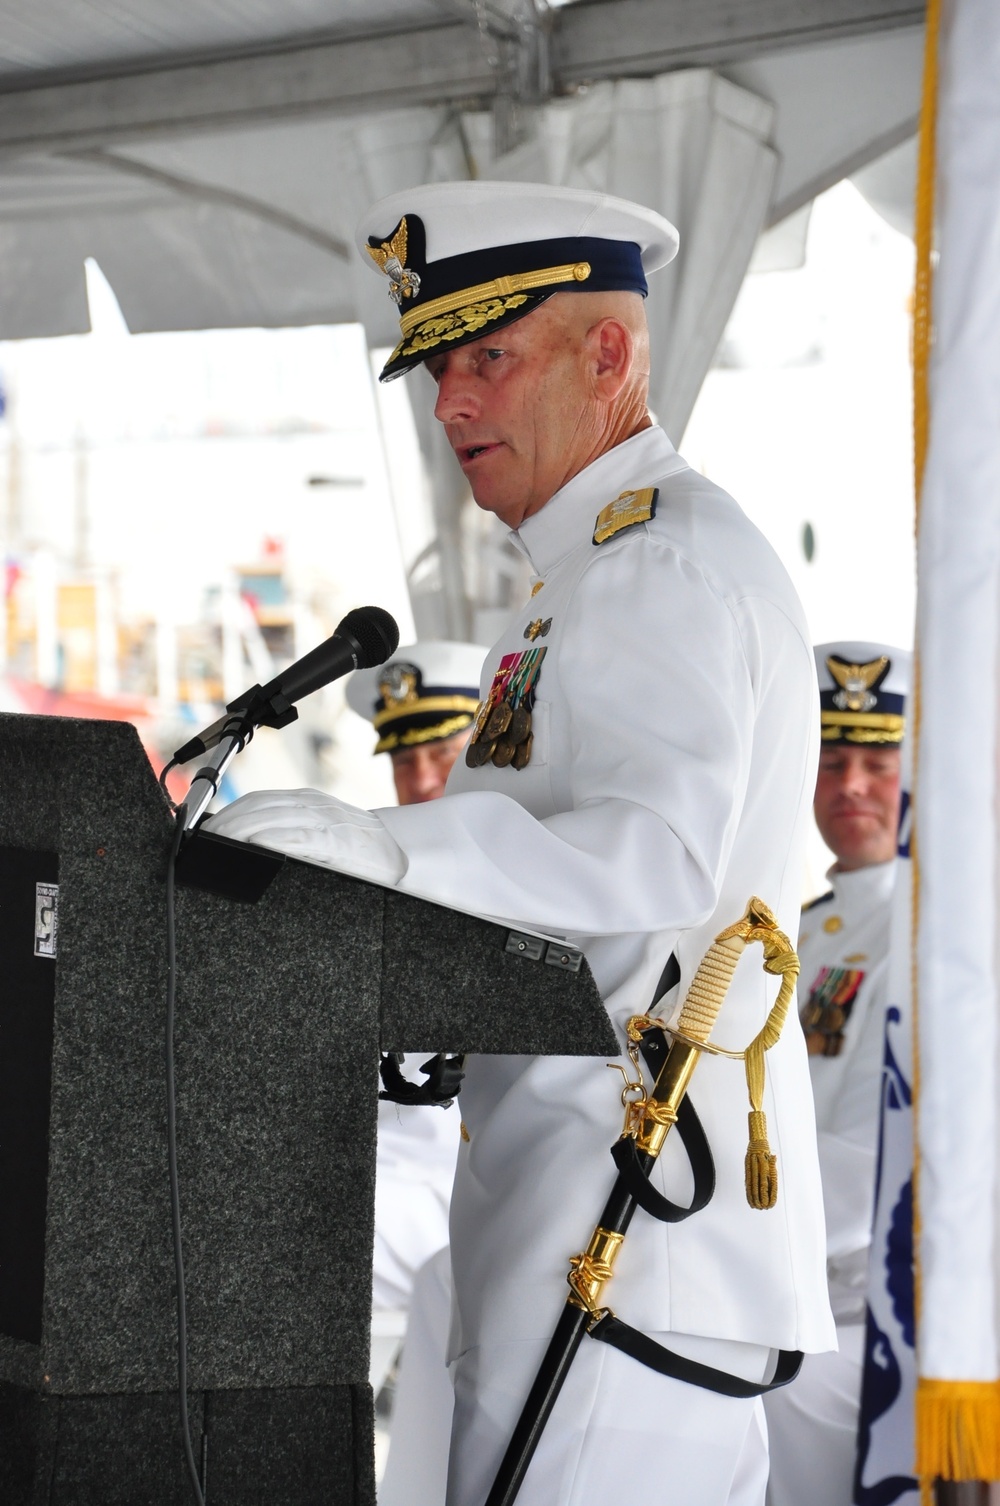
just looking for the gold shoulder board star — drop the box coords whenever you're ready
[593,487,658,546]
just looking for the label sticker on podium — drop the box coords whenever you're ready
[33,882,58,958]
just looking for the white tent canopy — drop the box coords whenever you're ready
[0,1,924,338]
[0,0,926,633]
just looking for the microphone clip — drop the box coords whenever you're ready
[226,683,299,733]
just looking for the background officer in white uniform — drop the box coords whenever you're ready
[346,642,483,1401]
[764,641,909,1506]
[211,181,835,1506]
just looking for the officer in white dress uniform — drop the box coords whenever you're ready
[346,642,484,1319]
[211,181,835,1506]
[764,642,909,1506]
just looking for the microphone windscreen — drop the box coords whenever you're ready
[338,606,399,668]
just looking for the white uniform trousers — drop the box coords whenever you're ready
[447,1332,773,1506]
[379,1247,455,1506]
[763,1323,864,1506]
[372,1172,451,1312]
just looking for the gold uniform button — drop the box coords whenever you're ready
[460,1121,471,1143]
[823,915,843,934]
[845,952,868,963]
[531,580,545,597]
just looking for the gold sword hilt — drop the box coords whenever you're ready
[630,896,792,1160]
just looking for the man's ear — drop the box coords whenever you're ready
[588,317,633,401]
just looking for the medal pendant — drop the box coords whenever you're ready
[486,701,513,740]
[822,1034,844,1058]
[512,733,533,770]
[468,702,491,746]
[492,738,516,768]
[469,737,496,767]
[509,706,531,745]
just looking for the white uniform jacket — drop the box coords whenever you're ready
[797,861,895,1323]
[375,425,835,1362]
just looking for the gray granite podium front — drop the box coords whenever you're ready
[0,713,614,1506]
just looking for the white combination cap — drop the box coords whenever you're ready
[356,180,679,380]
[346,639,486,755]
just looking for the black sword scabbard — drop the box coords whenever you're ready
[483,1171,645,1506]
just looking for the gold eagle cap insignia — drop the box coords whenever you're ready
[366,217,421,306]
[366,217,408,274]
[826,655,890,713]
[379,664,419,707]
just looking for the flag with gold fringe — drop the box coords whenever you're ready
[911,0,1000,1489]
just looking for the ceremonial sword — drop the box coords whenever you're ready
[483,897,800,1506]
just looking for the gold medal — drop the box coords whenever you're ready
[492,738,516,768]
[468,701,491,745]
[486,701,513,739]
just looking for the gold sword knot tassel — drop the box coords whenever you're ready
[740,907,799,1210]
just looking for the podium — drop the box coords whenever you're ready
[0,714,614,1506]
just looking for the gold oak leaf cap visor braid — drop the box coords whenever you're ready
[355,181,680,381]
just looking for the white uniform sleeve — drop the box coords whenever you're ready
[379,542,756,937]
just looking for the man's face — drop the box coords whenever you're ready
[425,301,608,529]
[390,731,468,805]
[813,744,903,871]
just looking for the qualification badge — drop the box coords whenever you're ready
[592,486,658,546]
[465,647,546,770]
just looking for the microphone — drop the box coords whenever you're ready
[173,605,399,764]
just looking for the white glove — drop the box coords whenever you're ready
[205,788,407,887]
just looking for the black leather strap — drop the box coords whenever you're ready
[609,1094,715,1222]
[616,953,715,1224]
[378,1051,465,1107]
[588,1314,803,1398]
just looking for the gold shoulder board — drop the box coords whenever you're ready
[593,487,658,546]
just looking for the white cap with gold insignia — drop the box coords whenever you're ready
[346,639,487,755]
[355,181,679,381]
[815,641,911,745]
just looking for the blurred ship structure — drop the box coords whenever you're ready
[0,283,416,813]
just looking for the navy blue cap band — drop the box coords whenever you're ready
[413,235,648,311]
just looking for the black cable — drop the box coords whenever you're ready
[159,758,180,812]
[166,805,207,1506]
